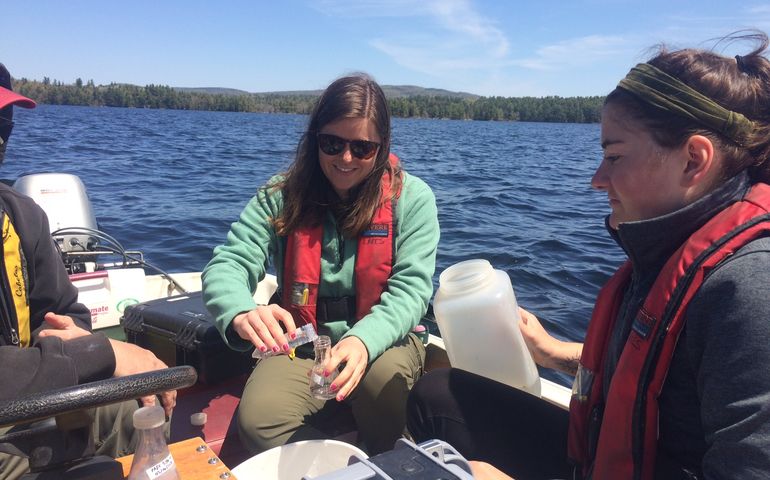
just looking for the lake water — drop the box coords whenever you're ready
[5,105,626,386]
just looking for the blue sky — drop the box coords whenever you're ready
[3,0,770,97]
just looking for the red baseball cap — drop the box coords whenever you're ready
[0,87,36,109]
[0,63,36,110]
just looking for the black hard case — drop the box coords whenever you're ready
[122,291,253,384]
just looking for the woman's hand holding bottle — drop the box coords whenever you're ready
[322,336,369,402]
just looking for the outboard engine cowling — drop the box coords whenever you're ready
[12,173,98,253]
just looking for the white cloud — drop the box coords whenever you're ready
[314,0,509,74]
[422,0,509,57]
[370,36,501,75]
[512,35,633,71]
[312,0,770,95]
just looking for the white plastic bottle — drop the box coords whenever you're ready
[433,259,541,396]
[127,406,180,480]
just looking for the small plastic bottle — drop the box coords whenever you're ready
[127,406,180,480]
[309,335,338,400]
[252,323,318,359]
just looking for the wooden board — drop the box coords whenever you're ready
[169,375,250,468]
[117,437,237,480]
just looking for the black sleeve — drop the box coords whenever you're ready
[0,190,116,401]
[0,333,115,400]
[685,239,770,479]
[17,197,92,333]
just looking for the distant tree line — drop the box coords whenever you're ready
[388,95,602,123]
[14,78,604,123]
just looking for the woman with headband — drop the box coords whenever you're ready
[203,74,438,455]
[408,32,770,479]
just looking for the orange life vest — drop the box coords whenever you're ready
[281,154,401,331]
[568,182,770,480]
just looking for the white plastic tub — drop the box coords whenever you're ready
[230,439,366,479]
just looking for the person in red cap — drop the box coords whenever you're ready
[0,63,36,161]
[0,64,177,479]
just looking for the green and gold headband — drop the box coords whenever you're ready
[617,63,754,143]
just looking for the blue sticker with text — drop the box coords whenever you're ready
[362,223,389,237]
[632,308,656,340]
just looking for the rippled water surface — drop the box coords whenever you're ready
[6,105,627,385]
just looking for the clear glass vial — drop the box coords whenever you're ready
[309,335,338,400]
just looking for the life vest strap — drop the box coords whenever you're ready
[317,296,356,323]
[276,292,356,324]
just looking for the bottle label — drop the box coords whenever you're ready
[146,453,176,479]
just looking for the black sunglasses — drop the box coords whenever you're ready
[317,133,380,160]
[0,117,13,145]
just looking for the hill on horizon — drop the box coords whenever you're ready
[13,76,604,123]
[176,85,478,99]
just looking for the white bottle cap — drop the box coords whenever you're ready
[133,405,166,430]
[190,412,207,426]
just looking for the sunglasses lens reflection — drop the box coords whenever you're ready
[350,141,378,160]
[317,134,379,160]
[318,134,346,155]
[0,118,12,145]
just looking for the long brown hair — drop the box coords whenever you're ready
[272,73,400,238]
[605,30,770,184]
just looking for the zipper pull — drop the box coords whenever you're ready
[9,327,19,346]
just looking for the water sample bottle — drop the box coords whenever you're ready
[127,406,180,480]
[433,259,541,396]
[252,323,318,359]
[309,335,339,400]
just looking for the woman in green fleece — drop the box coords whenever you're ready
[202,73,439,455]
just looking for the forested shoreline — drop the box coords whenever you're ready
[14,78,604,123]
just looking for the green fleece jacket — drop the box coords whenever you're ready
[202,171,439,361]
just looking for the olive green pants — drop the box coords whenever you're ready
[237,333,425,455]
[0,399,140,480]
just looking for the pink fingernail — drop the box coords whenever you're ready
[259,346,267,352]
[283,344,290,352]
[324,371,330,378]
[330,384,338,391]
[290,332,296,340]
[337,394,345,401]
[272,346,280,353]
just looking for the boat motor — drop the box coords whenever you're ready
[12,173,146,274]
[13,173,99,257]
[11,173,186,297]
